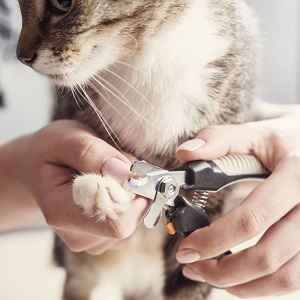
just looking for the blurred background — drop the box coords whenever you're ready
[0,0,299,144]
[0,1,299,299]
[248,0,299,104]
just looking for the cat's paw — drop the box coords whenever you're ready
[72,173,135,222]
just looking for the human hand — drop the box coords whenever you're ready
[175,104,300,297]
[15,120,148,255]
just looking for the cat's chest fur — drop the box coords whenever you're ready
[17,0,259,299]
[81,2,231,164]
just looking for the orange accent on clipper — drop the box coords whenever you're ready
[165,222,176,235]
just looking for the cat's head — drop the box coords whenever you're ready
[16,0,186,86]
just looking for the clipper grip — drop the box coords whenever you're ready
[165,195,210,237]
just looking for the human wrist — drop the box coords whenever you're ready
[0,135,39,230]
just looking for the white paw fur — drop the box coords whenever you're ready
[73,174,135,222]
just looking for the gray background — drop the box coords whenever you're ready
[0,3,300,299]
[246,0,299,104]
[0,0,299,144]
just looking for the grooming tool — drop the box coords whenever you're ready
[129,154,270,237]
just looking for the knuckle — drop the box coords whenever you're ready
[280,272,300,292]
[211,277,229,288]
[257,252,283,274]
[112,231,131,240]
[60,236,94,253]
[44,212,60,228]
[109,221,134,240]
[45,215,54,227]
[200,125,225,138]
[227,288,249,299]
[239,208,266,237]
[43,204,66,230]
[203,124,219,132]
[77,139,99,170]
[206,235,224,257]
[282,152,300,179]
[67,242,86,253]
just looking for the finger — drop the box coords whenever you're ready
[176,123,259,162]
[85,239,126,255]
[182,204,300,287]
[55,229,103,252]
[56,228,121,254]
[226,251,300,298]
[178,157,300,260]
[42,174,149,239]
[37,120,132,174]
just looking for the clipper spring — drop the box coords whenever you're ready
[192,190,208,208]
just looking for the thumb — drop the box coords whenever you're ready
[176,123,257,162]
[38,120,132,182]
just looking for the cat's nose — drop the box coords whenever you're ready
[17,52,37,68]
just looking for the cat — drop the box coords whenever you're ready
[16,0,259,299]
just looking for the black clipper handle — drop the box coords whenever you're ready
[180,155,270,192]
[166,195,232,258]
[165,195,210,237]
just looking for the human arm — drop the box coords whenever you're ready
[0,120,148,254]
[175,102,300,297]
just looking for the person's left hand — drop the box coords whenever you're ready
[10,120,149,254]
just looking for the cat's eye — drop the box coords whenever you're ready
[49,0,72,13]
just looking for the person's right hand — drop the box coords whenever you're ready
[16,120,148,254]
[175,104,300,298]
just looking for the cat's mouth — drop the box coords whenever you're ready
[47,73,75,87]
[49,73,64,83]
[19,40,122,87]
[47,70,95,87]
[34,52,109,87]
[39,65,93,87]
[34,70,72,87]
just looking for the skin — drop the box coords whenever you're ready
[1,102,300,297]
[176,102,300,298]
[0,120,149,255]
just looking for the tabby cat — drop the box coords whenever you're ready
[16,0,259,299]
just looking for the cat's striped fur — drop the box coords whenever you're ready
[17,0,259,299]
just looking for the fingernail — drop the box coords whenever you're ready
[101,158,131,183]
[176,249,200,264]
[183,266,206,282]
[176,139,206,152]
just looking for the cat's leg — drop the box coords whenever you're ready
[54,235,99,300]
[164,282,212,300]
[62,269,98,300]
[164,262,212,300]
[162,191,228,300]
[163,234,212,300]
[73,173,134,222]
[57,174,134,300]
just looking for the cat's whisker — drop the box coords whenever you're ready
[71,87,86,112]
[60,68,85,110]
[92,73,160,131]
[55,74,76,103]
[60,63,122,148]
[87,81,127,121]
[103,67,157,112]
[76,84,122,148]
[17,0,259,298]
[123,32,138,54]
[88,75,146,135]
[55,86,67,99]
[116,60,146,75]
[62,59,158,128]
